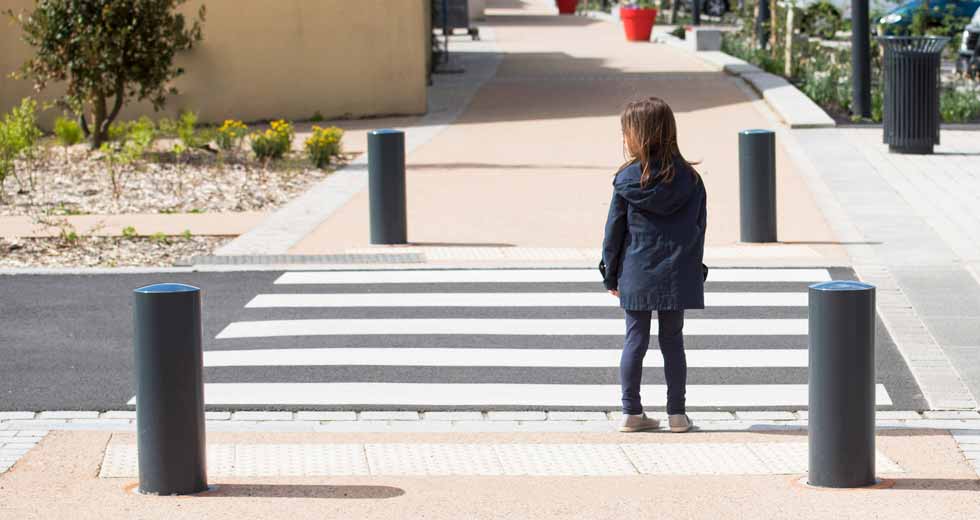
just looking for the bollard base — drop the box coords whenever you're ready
[888,144,933,154]
[128,482,217,496]
[796,476,895,490]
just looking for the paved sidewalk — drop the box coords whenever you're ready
[2,427,978,519]
[793,127,980,405]
[217,0,844,267]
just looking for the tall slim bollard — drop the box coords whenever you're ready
[738,129,777,242]
[133,283,207,495]
[808,280,876,488]
[368,129,408,244]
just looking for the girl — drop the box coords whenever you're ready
[601,97,707,433]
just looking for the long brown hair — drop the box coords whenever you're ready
[619,97,699,187]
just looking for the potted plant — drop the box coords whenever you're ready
[556,0,578,15]
[620,1,658,42]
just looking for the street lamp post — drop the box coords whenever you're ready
[852,0,872,118]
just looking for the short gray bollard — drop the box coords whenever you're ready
[808,280,876,488]
[738,129,777,243]
[134,283,207,495]
[368,129,408,244]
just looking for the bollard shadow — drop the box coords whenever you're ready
[194,484,405,499]
[405,241,518,248]
[888,478,980,491]
[776,240,884,246]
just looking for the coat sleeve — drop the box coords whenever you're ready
[601,189,628,291]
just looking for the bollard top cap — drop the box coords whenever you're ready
[134,283,200,294]
[740,129,775,135]
[369,128,404,136]
[809,280,875,292]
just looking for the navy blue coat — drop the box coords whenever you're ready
[601,158,707,311]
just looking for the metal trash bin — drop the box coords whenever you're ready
[878,36,949,154]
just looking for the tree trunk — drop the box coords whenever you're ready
[90,94,108,150]
[670,0,679,25]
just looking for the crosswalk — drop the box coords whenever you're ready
[129,267,903,410]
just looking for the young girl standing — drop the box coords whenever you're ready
[601,97,707,433]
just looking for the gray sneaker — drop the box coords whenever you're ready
[618,413,661,432]
[668,414,694,433]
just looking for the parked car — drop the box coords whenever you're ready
[878,0,980,34]
[957,6,980,75]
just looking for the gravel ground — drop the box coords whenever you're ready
[0,145,344,216]
[0,235,230,268]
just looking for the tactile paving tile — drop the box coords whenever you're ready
[366,444,502,476]
[98,442,904,477]
[622,443,770,475]
[745,443,904,475]
[233,444,368,476]
[744,442,809,474]
[98,444,138,478]
[494,444,637,476]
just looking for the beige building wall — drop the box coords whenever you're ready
[0,0,429,127]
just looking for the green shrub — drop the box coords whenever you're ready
[54,116,83,148]
[800,2,842,40]
[121,226,137,239]
[176,110,213,149]
[940,84,980,123]
[250,119,294,162]
[304,125,344,168]
[0,98,41,198]
[216,119,248,152]
[101,118,154,199]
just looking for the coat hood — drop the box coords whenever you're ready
[613,159,698,216]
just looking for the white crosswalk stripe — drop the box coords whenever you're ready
[246,292,809,308]
[274,268,832,285]
[203,348,810,368]
[215,318,809,339]
[126,267,906,409]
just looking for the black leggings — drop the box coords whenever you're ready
[620,309,687,415]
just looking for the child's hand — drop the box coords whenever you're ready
[608,289,619,297]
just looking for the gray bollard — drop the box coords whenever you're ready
[368,129,408,244]
[133,283,207,495]
[738,129,777,243]
[808,280,876,488]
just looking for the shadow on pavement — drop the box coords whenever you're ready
[889,478,980,491]
[197,484,406,499]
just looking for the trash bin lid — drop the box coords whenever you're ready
[369,128,404,136]
[809,280,875,292]
[876,36,949,54]
[134,283,200,294]
[740,129,774,135]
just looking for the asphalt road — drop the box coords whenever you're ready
[0,268,927,411]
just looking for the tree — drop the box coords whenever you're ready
[9,0,205,149]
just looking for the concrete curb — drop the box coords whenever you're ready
[653,30,836,129]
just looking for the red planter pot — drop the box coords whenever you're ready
[620,7,658,42]
[556,0,578,15]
